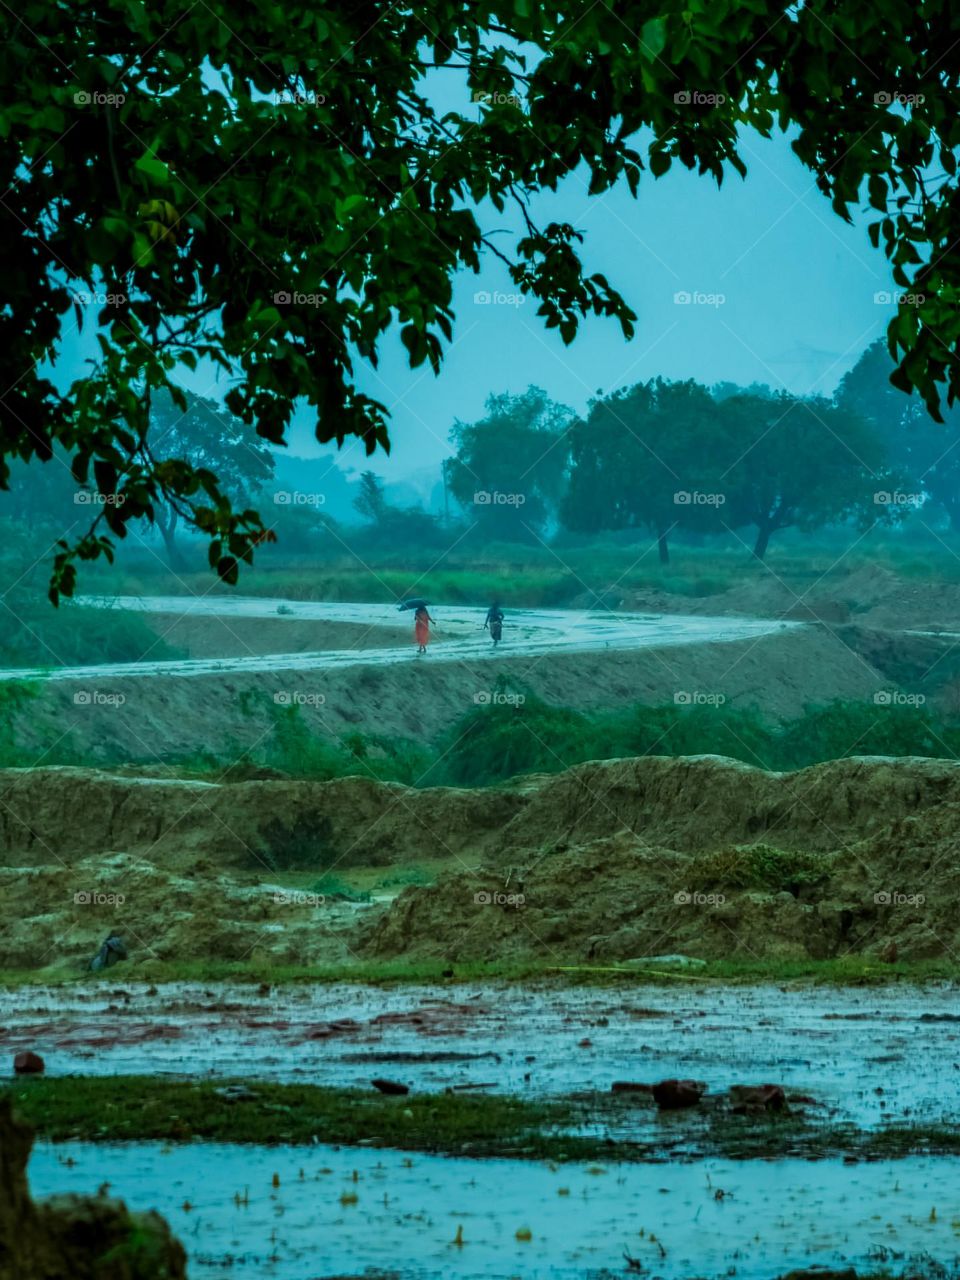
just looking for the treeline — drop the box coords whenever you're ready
[440,341,960,561]
[6,340,959,568]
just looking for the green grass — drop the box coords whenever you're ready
[0,954,957,988]
[8,1075,960,1163]
[0,593,184,669]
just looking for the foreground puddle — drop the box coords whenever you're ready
[28,1139,960,1279]
[6,982,960,1129]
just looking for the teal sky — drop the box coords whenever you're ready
[285,125,897,478]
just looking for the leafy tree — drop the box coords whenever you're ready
[717,393,893,559]
[562,378,722,562]
[2,2,959,596]
[447,387,571,541]
[353,471,388,525]
[838,339,960,530]
[149,389,274,569]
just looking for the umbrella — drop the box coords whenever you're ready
[398,598,430,611]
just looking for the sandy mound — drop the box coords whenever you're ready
[362,793,960,964]
[0,769,523,870]
[0,852,369,970]
[498,754,960,854]
[6,754,960,968]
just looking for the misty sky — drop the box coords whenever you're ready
[285,125,898,481]
[60,123,900,486]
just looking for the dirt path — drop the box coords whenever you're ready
[0,595,802,680]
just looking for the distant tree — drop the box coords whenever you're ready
[353,471,388,525]
[4,3,960,598]
[150,389,274,569]
[718,393,892,559]
[447,387,571,542]
[562,378,722,563]
[838,340,960,530]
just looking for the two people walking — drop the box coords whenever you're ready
[409,600,505,654]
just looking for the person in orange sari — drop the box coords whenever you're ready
[414,605,434,654]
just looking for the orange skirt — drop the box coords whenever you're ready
[415,618,430,646]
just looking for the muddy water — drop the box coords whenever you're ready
[27,1139,960,1279]
[6,983,960,1129]
[0,596,797,680]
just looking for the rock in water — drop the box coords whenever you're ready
[651,1078,706,1109]
[0,1097,187,1280]
[371,1077,410,1095]
[89,934,127,972]
[729,1083,787,1113]
[13,1052,44,1075]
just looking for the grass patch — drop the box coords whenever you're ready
[8,1076,960,1163]
[0,955,957,988]
[688,844,833,895]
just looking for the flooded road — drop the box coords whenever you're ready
[0,595,797,680]
[6,982,960,1130]
[27,1138,960,1279]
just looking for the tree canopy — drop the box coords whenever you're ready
[2,1,959,596]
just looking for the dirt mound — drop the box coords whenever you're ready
[0,1096,186,1280]
[0,852,370,970]
[0,769,523,870]
[362,756,960,964]
[498,754,960,855]
[3,755,959,873]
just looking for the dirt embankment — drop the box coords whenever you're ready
[8,624,884,765]
[144,612,408,658]
[4,755,960,969]
[606,562,960,631]
[0,1097,186,1280]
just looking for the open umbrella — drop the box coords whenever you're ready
[398,598,430,611]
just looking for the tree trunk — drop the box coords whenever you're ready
[752,523,772,560]
[158,510,185,570]
[657,526,670,564]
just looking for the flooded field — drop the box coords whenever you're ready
[6,981,960,1131]
[27,1138,960,1279]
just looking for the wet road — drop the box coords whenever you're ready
[0,594,797,681]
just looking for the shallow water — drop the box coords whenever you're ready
[0,596,796,680]
[6,982,960,1130]
[27,1138,960,1279]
